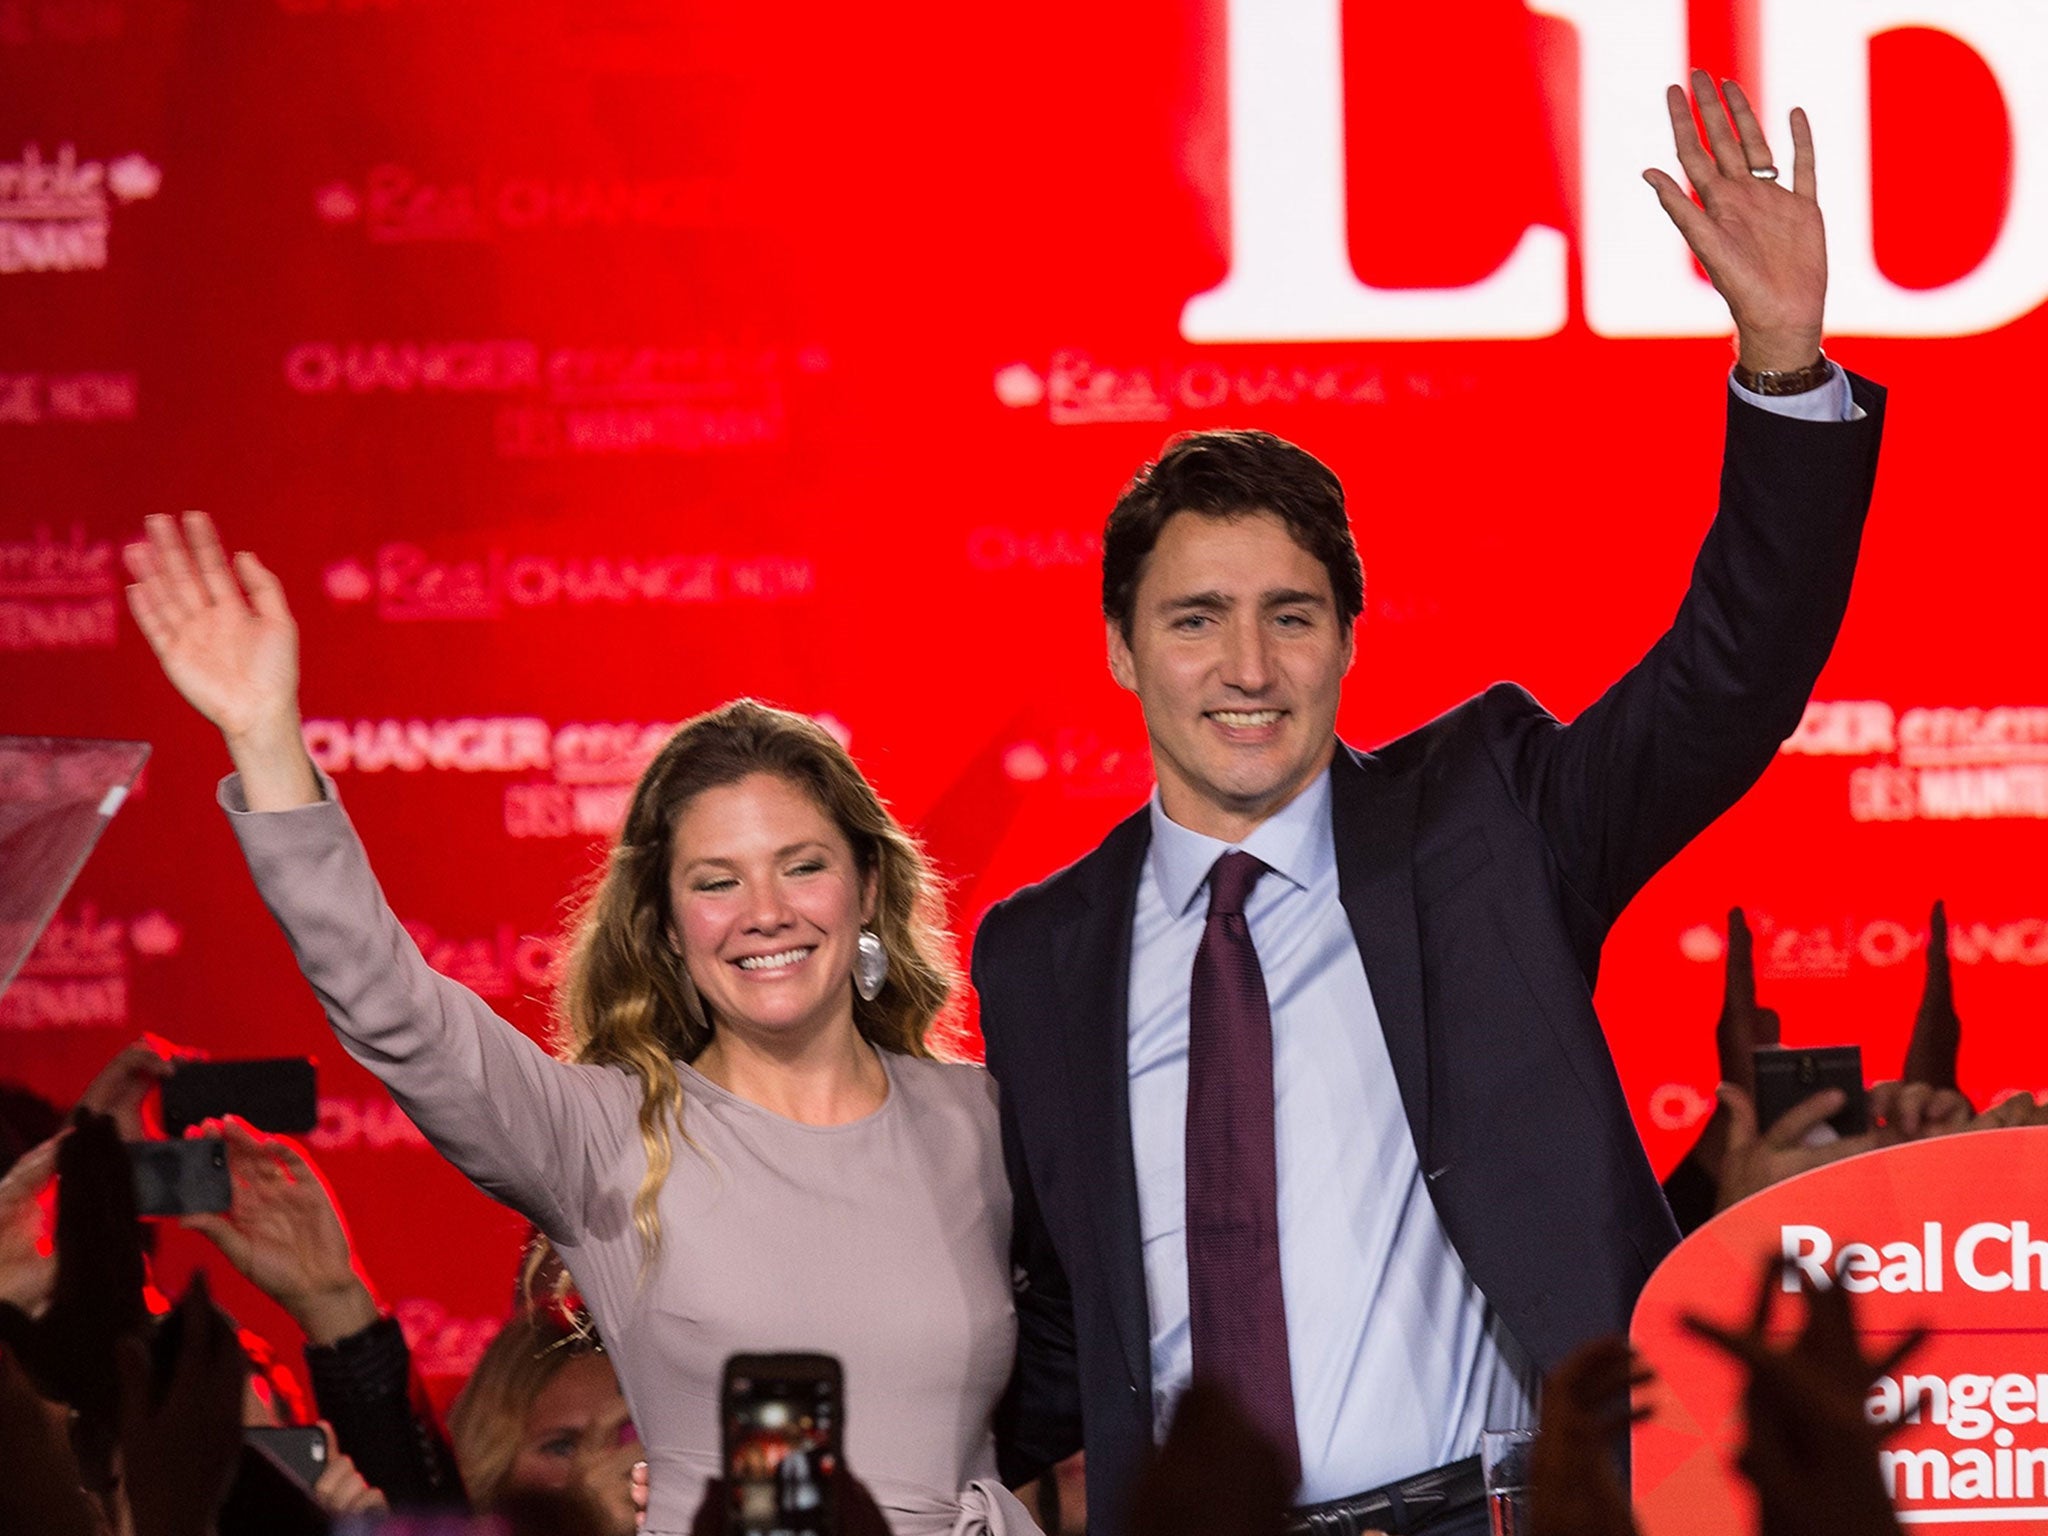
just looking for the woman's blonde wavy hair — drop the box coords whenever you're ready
[552,699,962,1268]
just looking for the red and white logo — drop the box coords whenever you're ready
[0,372,138,425]
[1680,910,2048,979]
[320,541,815,620]
[313,163,751,242]
[0,523,119,651]
[992,351,1429,427]
[1,902,180,1032]
[0,144,161,274]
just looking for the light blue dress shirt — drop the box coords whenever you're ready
[1128,768,1538,1502]
[1124,370,1857,1501]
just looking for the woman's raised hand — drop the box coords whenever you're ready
[125,512,320,809]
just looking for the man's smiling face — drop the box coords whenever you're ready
[1109,508,1354,843]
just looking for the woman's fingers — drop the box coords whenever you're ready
[236,550,291,623]
[181,512,245,609]
[143,512,209,618]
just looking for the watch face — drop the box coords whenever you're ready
[1742,356,1830,394]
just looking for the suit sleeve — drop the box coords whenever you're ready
[221,774,638,1244]
[1487,374,1887,928]
[974,921,1086,1485]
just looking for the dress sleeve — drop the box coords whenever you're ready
[220,772,639,1242]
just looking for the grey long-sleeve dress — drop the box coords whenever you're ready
[222,776,1035,1536]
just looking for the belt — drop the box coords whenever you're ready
[1282,1455,1487,1536]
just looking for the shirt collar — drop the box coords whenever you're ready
[1146,765,1335,917]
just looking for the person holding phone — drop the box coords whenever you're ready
[123,514,1036,1536]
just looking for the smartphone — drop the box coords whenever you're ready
[161,1056,318,1136]
[1753,1045,1867,1139]
[245,1425,329,1491]
[722,1353,843,1536]
[221,1441,329,1536]
[126,1136,230,1216]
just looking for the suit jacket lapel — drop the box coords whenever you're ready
[1050,807,1154,1402]
[1330,743,1434,1169]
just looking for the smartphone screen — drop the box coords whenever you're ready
[722,1353,842,1536]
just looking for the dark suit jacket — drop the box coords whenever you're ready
[972,377,1888,1533]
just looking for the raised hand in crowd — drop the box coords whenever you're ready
[1716,908,1779,1094]
[1528,1338,1648,1536]
[0,1131,62,1315]
[1663,910,1780,1226]
[0,1110,148,1442]
[1904,900,1962,1091]
[124,511,320,811]
[183,1115,464,1509]
[1891,899,2048,1131]
[310,1419,391,1519]
[1665,908,1816,1228]
[1668,904,1999,1229]
[76,1035,181,1142]
[115,1273,249,1536]
[1711,1080,1894,1213]
[1962,1087,2048,1131]
[1868,899,1973,1137]
[1867,1077,1971,1140]
[1685,1257,1918,1536]
[180,1117,377,1347]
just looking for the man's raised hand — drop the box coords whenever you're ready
[1645,71,1827,375]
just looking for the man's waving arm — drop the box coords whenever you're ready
[1499,73,1884,924]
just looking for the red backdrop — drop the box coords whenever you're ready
[6,0,2048,1394]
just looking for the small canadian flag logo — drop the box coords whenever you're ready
[323,559,373,604]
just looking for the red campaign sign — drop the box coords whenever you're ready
[1634,1127,2048,1534]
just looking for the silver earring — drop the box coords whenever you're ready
[855,928,888,1001]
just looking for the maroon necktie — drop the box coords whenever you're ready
[1184,849,1300,1484]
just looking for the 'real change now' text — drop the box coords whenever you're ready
[1784,1222,2048,1294]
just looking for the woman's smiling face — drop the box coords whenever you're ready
[668,772,874,1046]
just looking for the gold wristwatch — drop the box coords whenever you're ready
[1732,351,1833,396]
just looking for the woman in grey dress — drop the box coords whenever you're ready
[123,511,1038,1536]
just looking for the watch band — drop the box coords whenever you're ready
[1733,350,1833,396]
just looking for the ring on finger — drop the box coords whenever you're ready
[1749,165,1780,181]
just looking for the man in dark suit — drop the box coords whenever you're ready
[974,74,1886,1536]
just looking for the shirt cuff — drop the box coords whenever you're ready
[1728,361,1861,422]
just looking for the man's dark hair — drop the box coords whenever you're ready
[1101,429,1365,639]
